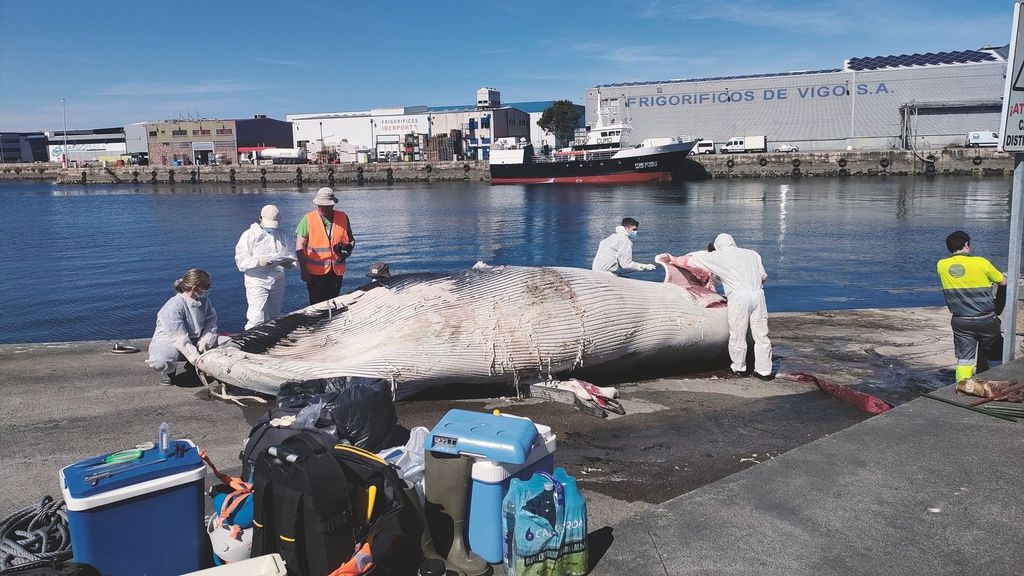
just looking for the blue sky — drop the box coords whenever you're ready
[0,0,1015,132]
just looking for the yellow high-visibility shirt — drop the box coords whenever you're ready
[936,254,1003,317]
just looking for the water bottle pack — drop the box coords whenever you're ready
[503,468,587,576]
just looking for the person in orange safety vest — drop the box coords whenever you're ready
[295,187,356,305]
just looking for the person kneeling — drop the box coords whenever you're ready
[146,269,228,385]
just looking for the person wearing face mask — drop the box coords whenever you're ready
[591,217,656,275]
[235,204,295,329]
[146,269,226,385]
[296,187,355,305]
[657,233,773,380]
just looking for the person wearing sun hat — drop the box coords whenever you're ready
[234,204,294,329]
[295,188,356,304]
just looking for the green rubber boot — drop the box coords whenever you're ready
[424,451,489,576]
[403,484,445,563]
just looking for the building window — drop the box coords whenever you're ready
[216,128,233,135]
[171,129,187,136]
[192,129,210,135]
[148,131,157,137]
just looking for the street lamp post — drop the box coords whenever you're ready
[319,121,325,164]
[61,98,69,167]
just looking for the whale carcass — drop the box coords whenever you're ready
[196,263,730,399]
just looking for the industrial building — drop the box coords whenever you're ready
[45,128,127,165]
[288,88,574,161]
[0,132,48,163]
[144,115,291,166]
[587,46,1008,152]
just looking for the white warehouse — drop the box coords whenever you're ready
[288,88,534,161]
[586,46,1008,151]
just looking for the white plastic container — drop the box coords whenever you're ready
[180,553,287,575]
[468,422,557,564]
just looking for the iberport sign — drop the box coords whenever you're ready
[1000,2,1024,151]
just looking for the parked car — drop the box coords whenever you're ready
[773,144,799,153]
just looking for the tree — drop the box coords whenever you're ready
[537,101,581,147]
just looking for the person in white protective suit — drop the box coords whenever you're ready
[146,269,228,385]
[235,204,295,330]
[592,217,657,275]
[657,233,773,379]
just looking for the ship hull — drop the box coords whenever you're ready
[490,149,690,184]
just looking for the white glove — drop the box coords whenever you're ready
[183,345,201,365]
[197,333,218,353]
[640,263,657,271]
[258,256,273,266]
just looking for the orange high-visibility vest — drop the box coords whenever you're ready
[302,209,350,276]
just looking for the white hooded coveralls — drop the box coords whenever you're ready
[592,226,650,274]
[234,223,293,329]
[146,293,221,375]
[688,233,773,376]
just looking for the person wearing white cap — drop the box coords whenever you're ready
[295,187,355,304]
[234,204,294,329]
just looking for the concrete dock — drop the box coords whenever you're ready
[2,305,1021,574]
[0,148,1013,186]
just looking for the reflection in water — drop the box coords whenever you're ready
[0,177,1014,343]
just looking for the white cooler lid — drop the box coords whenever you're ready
[470,423,556,483]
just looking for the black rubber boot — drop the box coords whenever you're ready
[424,451,489,576]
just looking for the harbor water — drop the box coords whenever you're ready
[0,177,1016,344]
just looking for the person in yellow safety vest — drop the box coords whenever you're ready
[936,230,1007,382]
[295,187,356,305]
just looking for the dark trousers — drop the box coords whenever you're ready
[951,314,1002,372]
[305,271,343,305]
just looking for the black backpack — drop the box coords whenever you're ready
[240,377,398,481]
[250,432,419,576]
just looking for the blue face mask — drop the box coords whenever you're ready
[628,230,638,239]
[261,225,275,233]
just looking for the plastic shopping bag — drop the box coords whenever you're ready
[503,467,587,576]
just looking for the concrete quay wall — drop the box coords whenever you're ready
[0,149,1014,185]
[697,148,1013,179]
[49,161,489,185]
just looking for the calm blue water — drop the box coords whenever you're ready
[0,177,1016,343]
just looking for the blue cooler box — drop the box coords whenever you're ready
[427,410,557,564]
[60,439,208,576]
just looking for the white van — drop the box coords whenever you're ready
[691,140,715,155]
[965,131,999,147]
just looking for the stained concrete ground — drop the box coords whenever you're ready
[0,305,1019,574]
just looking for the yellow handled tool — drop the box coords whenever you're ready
[365,485,377,523]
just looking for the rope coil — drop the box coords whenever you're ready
[0,496,72,570]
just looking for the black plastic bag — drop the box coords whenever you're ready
[277,378,346,409]
[325,377,397,452]
[273,377,397,452]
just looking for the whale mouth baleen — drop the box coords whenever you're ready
[197,263,729,400]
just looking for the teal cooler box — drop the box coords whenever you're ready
[427,410,556,564]
[60,439,209,575]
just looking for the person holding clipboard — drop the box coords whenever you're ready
[234,204,295,329]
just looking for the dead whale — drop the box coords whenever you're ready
[196,263,729,399]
